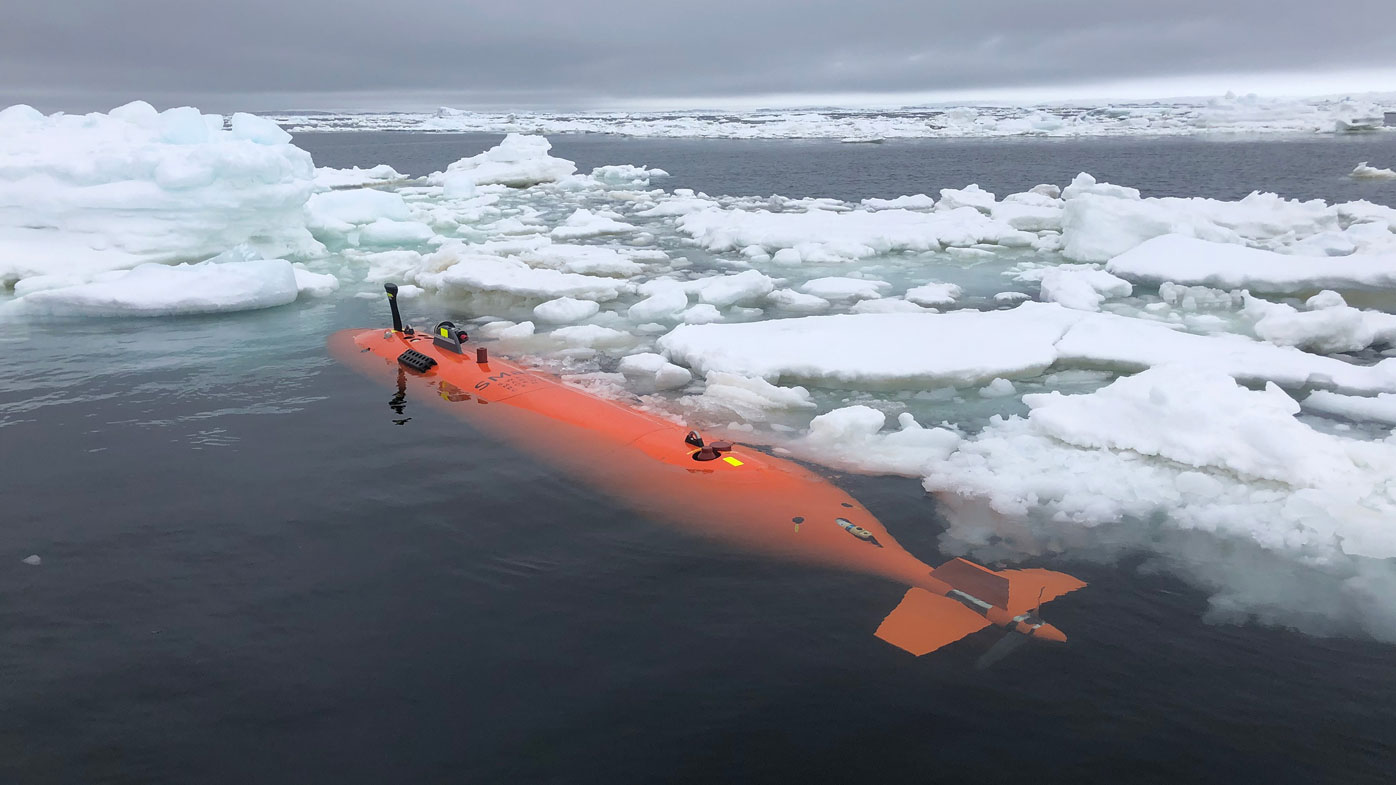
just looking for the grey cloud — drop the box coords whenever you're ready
[2,0,1394,111]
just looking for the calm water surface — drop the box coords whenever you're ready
[4,134,1396,784]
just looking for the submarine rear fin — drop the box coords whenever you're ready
[998,568,1088,615]
[874,588,991,656]
[931,558,1011,610]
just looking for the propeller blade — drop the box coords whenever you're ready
[975,631,1031,670]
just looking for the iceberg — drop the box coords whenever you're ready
[0,102,322,290]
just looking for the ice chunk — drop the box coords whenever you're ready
[293,267,340,297]
[313,164,405,190]
[978,378,1017,397]
[682,304,723,324]
[416,247,628,302]
[628,282,690,321]
[22,555,41,566]
[1025,367,1348,486]
[694,270,776,307]
[1351,162,1396,180]
[1038,267,1132,311]
[936,184,995,214]
[590,164,668,187]
[659,305,1079,388]
[1243,293,1396,354]
[533,296,601,324]
[306,189,411,230]
[677,204,1028,261]
[661,302,1396,393]
[551,324,634,348]
[1304,391,1396,424]
[4,259,300,317]
[681,371,816,422]
[766,288,831,313]
[789,406,961,476]
[550,208,637,240]
[358,219,435,246]
[799,276,890,301]
[519,244,643,277]
[1107,235,1396,294]
[904,282,963,307]
[617,352,692,392]
[429,133,577,188]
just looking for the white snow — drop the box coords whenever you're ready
[1107,234,1396,293]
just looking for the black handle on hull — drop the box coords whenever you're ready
[385,282,403,332]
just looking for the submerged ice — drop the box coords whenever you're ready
[8,103,1396,643]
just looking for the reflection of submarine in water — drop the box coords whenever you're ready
[329,284,1086,663]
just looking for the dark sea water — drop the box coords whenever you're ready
[5,133,1396,785]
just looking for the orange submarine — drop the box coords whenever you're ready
[329,284,1086,665]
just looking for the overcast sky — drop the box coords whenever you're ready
[4,0,1395,112]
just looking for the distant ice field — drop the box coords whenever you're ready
[297,130,1396,205]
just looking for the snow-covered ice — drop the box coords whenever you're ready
[1351,162,1396,180]
[0,102,322,291]
[1107,235,1396,293]
[3,259,302,317]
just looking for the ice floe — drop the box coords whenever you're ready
[0,102,322,291]
[3,259,304,317]
[1107,235,1396,294]
[1352,162,1396,180]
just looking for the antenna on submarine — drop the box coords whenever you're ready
[384,282,411,334]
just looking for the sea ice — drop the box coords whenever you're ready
[617,352,692,392]
[533,296,602,324]
[4,259,301,317]
[0,102,321,289]
[1351,162,1396,180]
[1107,234,1396,293]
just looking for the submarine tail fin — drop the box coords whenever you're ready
[874,588,991,656]
[999,568,1087,615]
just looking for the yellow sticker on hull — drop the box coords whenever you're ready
[723,456,744,467]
